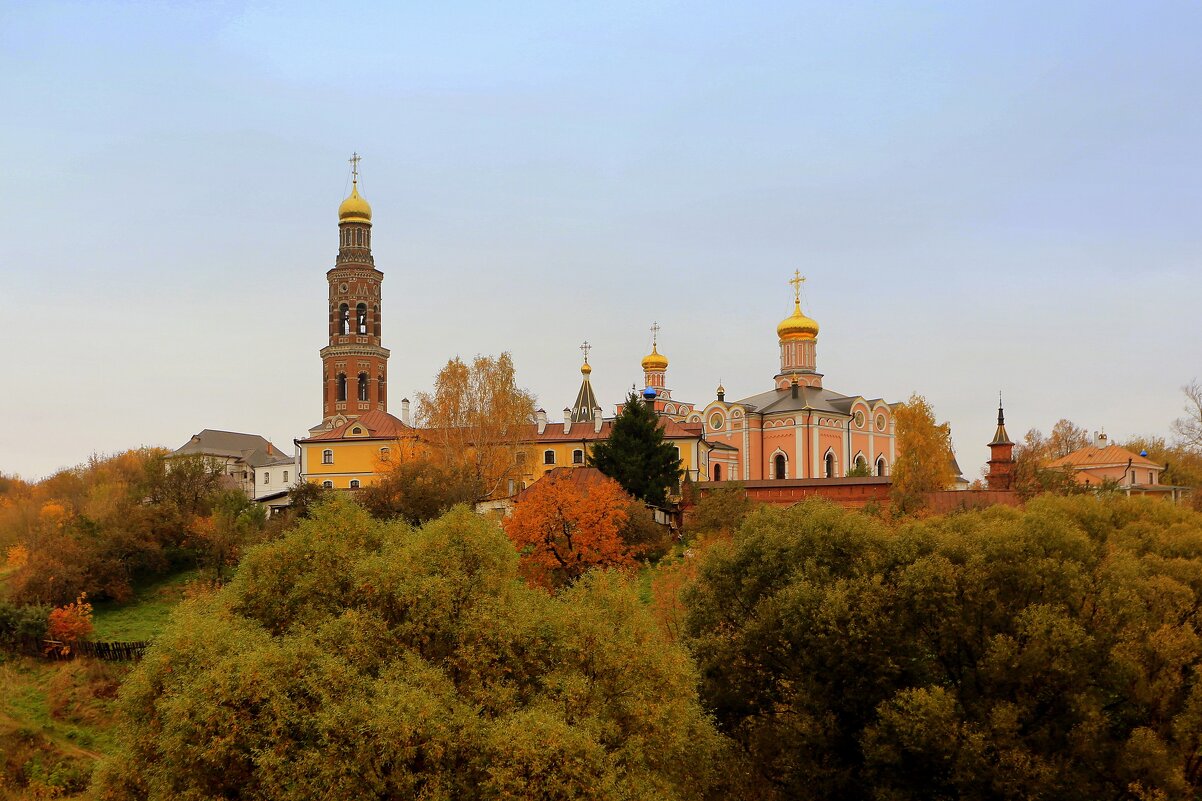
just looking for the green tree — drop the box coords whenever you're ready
[683,496,1202,801]
[93,497,723,800]
[589,392,682,507]
[357,457,482,525]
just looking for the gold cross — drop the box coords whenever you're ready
[789,270,806,303]
[650,321,660,346]
[580,340,591,363]
[349,152,362,183]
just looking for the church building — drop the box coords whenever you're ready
[695,272,897,482]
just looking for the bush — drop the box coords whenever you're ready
[0,600,51,650]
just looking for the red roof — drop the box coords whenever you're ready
[512,467,625,502]
[301,410,414,442]
[1047,443,1161,471]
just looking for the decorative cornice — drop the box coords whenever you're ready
[320,344,391,359]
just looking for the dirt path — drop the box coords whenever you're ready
[0,710,105,761]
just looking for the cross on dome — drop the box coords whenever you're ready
[580,340,591,363]
[349,152,362,183]
[789,270,806,304]
[650,321,661,347]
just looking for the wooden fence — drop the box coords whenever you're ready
[9,636,149,661]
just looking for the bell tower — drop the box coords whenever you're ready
[317,154,390,429]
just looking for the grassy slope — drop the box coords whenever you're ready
[90,568,199,641]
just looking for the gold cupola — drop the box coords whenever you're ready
[778,270,818,340]
[338,152,372,225]
[339,182,372,225]
[641,344,668,371]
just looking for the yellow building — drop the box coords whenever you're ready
[298,409,418,490]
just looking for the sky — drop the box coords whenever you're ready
[2,1,1200,481]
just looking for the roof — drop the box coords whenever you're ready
[524,417,704,443]
[731,385,888,416]
[172,429,288,468]
[513,466,621,502]
[570,374,600,422]
[1047,444,1162,471]
[301,410,414,442]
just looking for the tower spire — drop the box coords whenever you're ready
[571,341,599,422]
[991,391,1012,445]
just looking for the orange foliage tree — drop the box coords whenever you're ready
[46,592,94,653]
[503,472,635,589]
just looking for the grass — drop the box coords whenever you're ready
[90,568,200,642]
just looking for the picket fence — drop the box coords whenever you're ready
[11,636,149,661]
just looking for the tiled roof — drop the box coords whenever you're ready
[1047,444,1161,471]
[172,429,287,468]
[301,410,414,442]
[732,386,885,416]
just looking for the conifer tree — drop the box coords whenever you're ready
[589,392,681,506]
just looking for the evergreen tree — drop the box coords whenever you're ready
[589,392,682,506]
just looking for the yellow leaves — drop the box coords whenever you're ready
[38,501,69,527]
[5,542,28,569]
[891,393,956,515]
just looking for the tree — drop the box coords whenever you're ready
[1175,379,1202,452]
[1047,418,1091,458]
[357,457,482,525]
[687,483,755,538]
[190,490,267,582]
[589,392,682,507]
[889,394,955,515]
[1012,428,1086,500]
[683,496,1202,801]
[503,471,636,589]
[93,498,722,800]
[46,592,93,655]
[415,353,536,502]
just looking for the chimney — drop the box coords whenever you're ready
[593,408,603,434]
[536,409,547,434]
[564,408,572,434]
[400,398,411,427]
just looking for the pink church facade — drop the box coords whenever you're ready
[646,276,897,483]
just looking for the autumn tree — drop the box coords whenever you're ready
[415,352,536,502]
[357,457,482,524]
[684,497,1202,801]
[191,490,267,582]
[1047,418,1091,458]
[686,483,755,538]
[1175,379,1202,452]
[1011,428,1085,500]
[589,391,682,507]
[889,393,955,515]
[503,471,636,589]
[46,592,93,654]
[93,498,723,800]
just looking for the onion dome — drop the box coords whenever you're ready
[338,182,372,225]
[643,386,658,400]
[716,382,725,395]
[581,361,592,375]
[777,299,819,340]
[641,344,669,371]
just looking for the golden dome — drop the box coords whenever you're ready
[581,361,592,375]
[641,344,668,371]
[338,182,372,224]
[777,300,819,340]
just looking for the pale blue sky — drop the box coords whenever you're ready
[2,1,1200,479]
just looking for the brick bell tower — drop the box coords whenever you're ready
[317,154,390,430]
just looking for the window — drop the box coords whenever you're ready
[507,479,516,496]
[337,373,347,402]
[713,464,722,481]
[372,306,380,336]
[263,472,269,484]
[356,303,368,335]
[322,449,333,464]
[283,471,289,483]
[856,455,867,473]
[358,372,369,402]
[825,452,836,479]
[377,374,385,401]
[544,450,556,465]
[380,447,391,461]
[774,453,787,479]
[339,304,350,335]
[516,451,528,466]
[573,449,584,464]
[349,479,360,489]
[876,457,886,477]
[322,480,333,489]
[1150,471,1156,485]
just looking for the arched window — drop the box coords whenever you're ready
[263,472,269,484]
[356,303,368,335]
[713,464,722,481]
[856,455,868,473]
[544,450,556,465]
[774,453,787,479]
[358,372,369,402]
[337,373,347,402]
[339,304,350,335]
[825,451,836,479]
[572,449,584,464]
[322,480,333,489]
[876,457,887,477]
[380,447,390,461]
[283,470,289,483]
[372,305,380,336]
[322,449,334,464]
[377,375,385,404]
[349,479,360,489]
